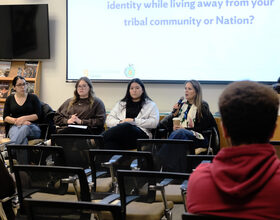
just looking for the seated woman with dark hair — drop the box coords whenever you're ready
[54,77,106,135]
[158,80,217,172]
[4,76,41,145]
[103,78,159,150]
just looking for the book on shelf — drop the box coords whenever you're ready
[27,82,35,93]
[0,103,4,121]
[23,62,38,78]
[0,82,9,98]
[0,61,11,77]
[0,126,5,139]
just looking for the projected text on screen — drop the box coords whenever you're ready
[67,0,279,83]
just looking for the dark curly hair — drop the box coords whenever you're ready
[219,81,279,145]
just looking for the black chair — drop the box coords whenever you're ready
[201,126,220,155]
[25,199,123,220]
[181,154,215,211]
[117,169,190,220]
[152,124,220,155]
[51,134,104,169]
[13,165,91,214]
[137,139,194,171]
[185,154,215,173]
[88,149,154,197]
[6,145,65,172]
[182,212,250,220]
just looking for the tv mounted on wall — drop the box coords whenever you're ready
[0,4,50,60]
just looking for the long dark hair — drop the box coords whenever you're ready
[121,78,151,108]
[68,77,95,111]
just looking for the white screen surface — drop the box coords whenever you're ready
[67,0,279,83]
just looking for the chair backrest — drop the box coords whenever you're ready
[203,126,220,155]
[51,134,104,169]
[182,212,250,220]
[39,102,56,140]
[88,149,154,193]
[137,138,194,154]
[186,154,215,173]
[13,165,91,214]
[25,199,123,220]
[6,145,65,172]
[117,169,190,219]
[137,139,194,171]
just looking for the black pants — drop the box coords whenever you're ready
[103,122,148,150]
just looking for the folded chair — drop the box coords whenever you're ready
[117,169,190,220]
[25,198,123,220]
[88,149,154,200]
[13,165,91,214]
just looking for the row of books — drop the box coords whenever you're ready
[0,82,35,98]
[0,61,38,78]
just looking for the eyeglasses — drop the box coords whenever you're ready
[15,83,27,87]
[77,84,88,89]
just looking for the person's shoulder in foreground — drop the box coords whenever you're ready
[187,80,280,220]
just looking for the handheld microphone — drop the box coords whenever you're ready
[172,96,184,114]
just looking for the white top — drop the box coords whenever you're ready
[106,99,159,138]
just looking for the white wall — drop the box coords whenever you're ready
[0,0,227,113]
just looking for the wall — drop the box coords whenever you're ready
[0,0,227,113]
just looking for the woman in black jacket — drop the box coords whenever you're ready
[158,80,218,172]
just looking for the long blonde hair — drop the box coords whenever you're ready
[67,77,95,111]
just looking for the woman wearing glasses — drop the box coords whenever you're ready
[54,76,106,134]
[3,76,41,145]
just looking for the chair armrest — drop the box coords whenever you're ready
[180,180,188,192]
[0,193,17,203]
[101,155,123,193]
[99,194,120,204]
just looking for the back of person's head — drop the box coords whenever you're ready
[219,81,279,145]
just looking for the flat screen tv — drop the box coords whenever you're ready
[0,4,50,60]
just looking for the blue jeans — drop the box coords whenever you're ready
[8,124,41,164]
[8,124,41,145]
